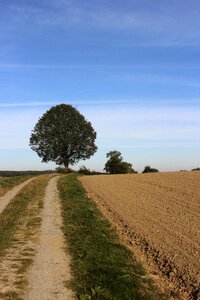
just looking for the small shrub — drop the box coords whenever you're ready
[78,166,102,176]
[56,167,75,174]
[104,151,137,174]
[191,167,200,171]
[78,166,92,175]
[142,165,159,173]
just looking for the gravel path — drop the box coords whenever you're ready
[25,176,74,300]
[0,178,34,214]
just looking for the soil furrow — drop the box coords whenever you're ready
[80,172,200,300]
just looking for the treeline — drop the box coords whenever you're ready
[191,167,200,171]
[56,166,103,176]
[104,151,159,174]
[0,170,55,177]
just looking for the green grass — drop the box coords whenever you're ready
[0,175,32,197]
[0,174,53,299]
[0,175,50,257]
[59,174,157,300]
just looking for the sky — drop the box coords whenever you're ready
[0,0,200,172]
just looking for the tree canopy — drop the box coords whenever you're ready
[104,151,137,174]
[30,104,97,169]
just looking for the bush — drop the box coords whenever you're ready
[56,167,75,174]
[78,166,91,175]
[78,166,102,175]
[104,151,137,174]
[142,165,159,173]
[191,167,200,171]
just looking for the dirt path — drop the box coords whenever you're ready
[0,178,34,214]
[25,176,74,300]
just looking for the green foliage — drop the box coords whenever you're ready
[58,175,156,300]
[30,104,97,169]
[78,165,92,175]
[104,151,137,174]
[191,167,200,171]
[0,176,49,256]
[0,171,52,177]
[0,175,50,299]
[142,165,159,173]
[0,176,32,197]
[56,167,75,174]
[78,165,101,175]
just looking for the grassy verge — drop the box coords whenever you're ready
[0,174,51,258]
[59,174,156,300]
[0,175,33,197]
[0,174,53,299]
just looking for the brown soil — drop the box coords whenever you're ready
[0,178,34,214]
[25,176,74,300]
[80,171,200,300]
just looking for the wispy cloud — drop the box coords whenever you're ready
[0,98,200,108]
[111,73,200,88]
[0,63,199,69]
[2,0,200,46]
[0,102,57,107]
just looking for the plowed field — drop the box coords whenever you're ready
[80,172,200,300]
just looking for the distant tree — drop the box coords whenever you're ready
[30,104,97,170]
[78,165,102,175]
[78,165,91,175]
[191,167,200,171]
[104,151,137,174]
[142,165,159,173]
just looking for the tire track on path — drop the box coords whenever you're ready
[25,176,74,300]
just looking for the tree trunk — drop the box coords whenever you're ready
[63,160,69,173]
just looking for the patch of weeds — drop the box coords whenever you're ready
[0,175,50,257]
[16,257,34,272]
[0,291,23,300]
[21,251,34,257]
[38,198,44,209]
[11,263,19,269]
[1,277,8,283]
[59,174,157,300]
[26,216,41,227]
[0,176,32,197]
[0,175,53,298]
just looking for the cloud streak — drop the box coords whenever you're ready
[0,102,57,107]
[2,0,200,46]
[111,73,200,88]
[0,98,200,108]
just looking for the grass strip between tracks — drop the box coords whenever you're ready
[0,175,33,197]
[59,174,155,300]
[0,175,51,257]
[0,174,53,299]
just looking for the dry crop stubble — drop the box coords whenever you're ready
[80,172,200,300]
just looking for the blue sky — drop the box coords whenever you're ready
[0,0,200,172]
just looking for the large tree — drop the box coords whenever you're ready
[104,151,136,174]
[30,104,97,170]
